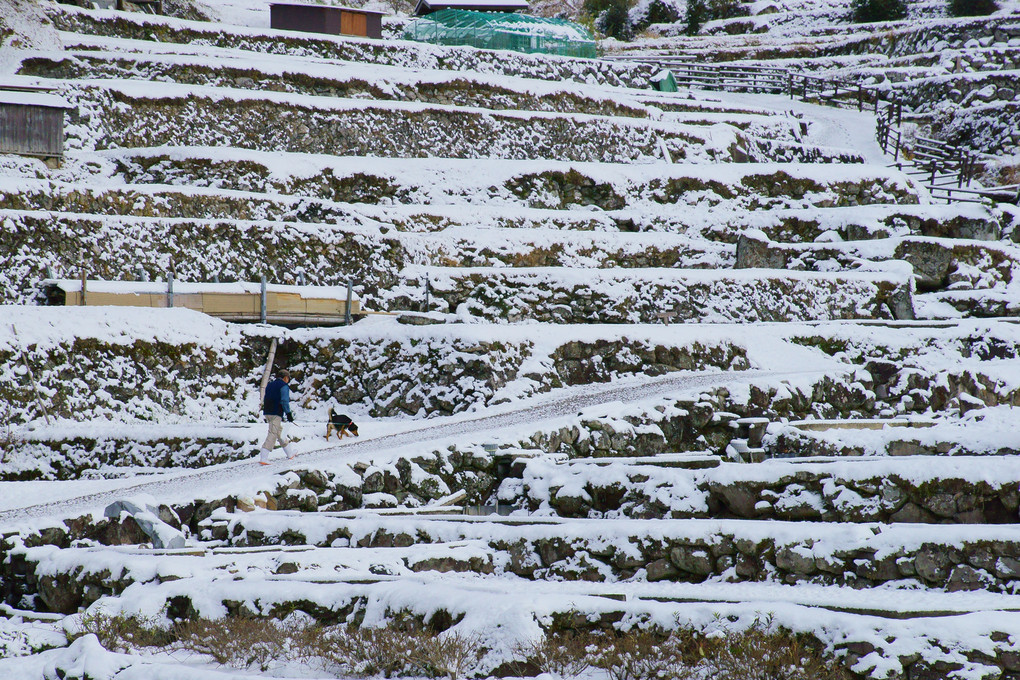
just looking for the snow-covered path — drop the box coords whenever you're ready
[0,367,840,528]
[717,91,892,164]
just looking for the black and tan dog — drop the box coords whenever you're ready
[326,408,359,441]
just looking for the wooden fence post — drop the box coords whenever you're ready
[260,275,267,324]
[345,280,353,326]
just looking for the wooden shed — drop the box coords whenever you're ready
[270,3,384,39]
[43,279,362,326]
[0,85,72,161]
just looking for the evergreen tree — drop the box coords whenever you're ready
[948,0,998,16]
[850,0,908,23]
[583,0,634,39]
[686,0,707,34]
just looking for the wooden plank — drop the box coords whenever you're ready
[203,292,260,315]
[305,297,342,315]
[270,291,306,315]
[52,281,362,325]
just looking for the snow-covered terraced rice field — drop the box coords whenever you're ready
[2,0,1020,677]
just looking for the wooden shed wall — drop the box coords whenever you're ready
[271,5,342,35]
[270,4,382,37]
[0,104,64,158]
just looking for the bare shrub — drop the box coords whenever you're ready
[0,405,24,463]
[705,617,853,680]
[73,611,177,651]
[70,610,851,680]
[294,623,482,678]
[178,617,286,672]
[591,631,697,680]
[512,630,596,676]
[415,631,485,680]
[305,624,420,677]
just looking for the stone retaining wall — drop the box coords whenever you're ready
[513,458,1020,524]
[388,268,914,323]
[66,86,706,164]
[213,515,1020,595]
[51,6,657,90]
[11,507,1020,617]
[735,232,1018,293]
[114,157,899,211]
[0,436,255,481]
[21,55,651,120]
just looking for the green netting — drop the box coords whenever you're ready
[403,9,598,59]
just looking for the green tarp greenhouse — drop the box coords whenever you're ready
[402,9,598,59]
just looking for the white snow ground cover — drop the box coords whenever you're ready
[2,0,1020,677]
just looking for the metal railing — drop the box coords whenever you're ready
[671,62,788,93]
[619,56,1013,204]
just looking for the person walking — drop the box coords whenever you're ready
[259,369,296,464]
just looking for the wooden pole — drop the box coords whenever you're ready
[345,280,353,326]
[259,337,278,405]
[11,325,51,426]
[260,275,267,324]
[80,255,87,306]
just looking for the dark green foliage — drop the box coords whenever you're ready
[707,0,746,20]
[583,0,634,39]
[631,0,681,32]
[686,0,706,34]
[850,0,908,22]
[948,0,998,15]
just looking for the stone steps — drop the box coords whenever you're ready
[383,265,914,323]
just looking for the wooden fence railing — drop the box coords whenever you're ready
[670,63,788,94]
[616,56,1012,204]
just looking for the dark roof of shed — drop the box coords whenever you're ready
[270,2,385,14]
[414,0,528,15]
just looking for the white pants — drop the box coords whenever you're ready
[261,415,290,450]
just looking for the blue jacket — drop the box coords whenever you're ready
[263,378,291,417]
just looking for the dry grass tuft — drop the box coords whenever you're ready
[71,611,851,679]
